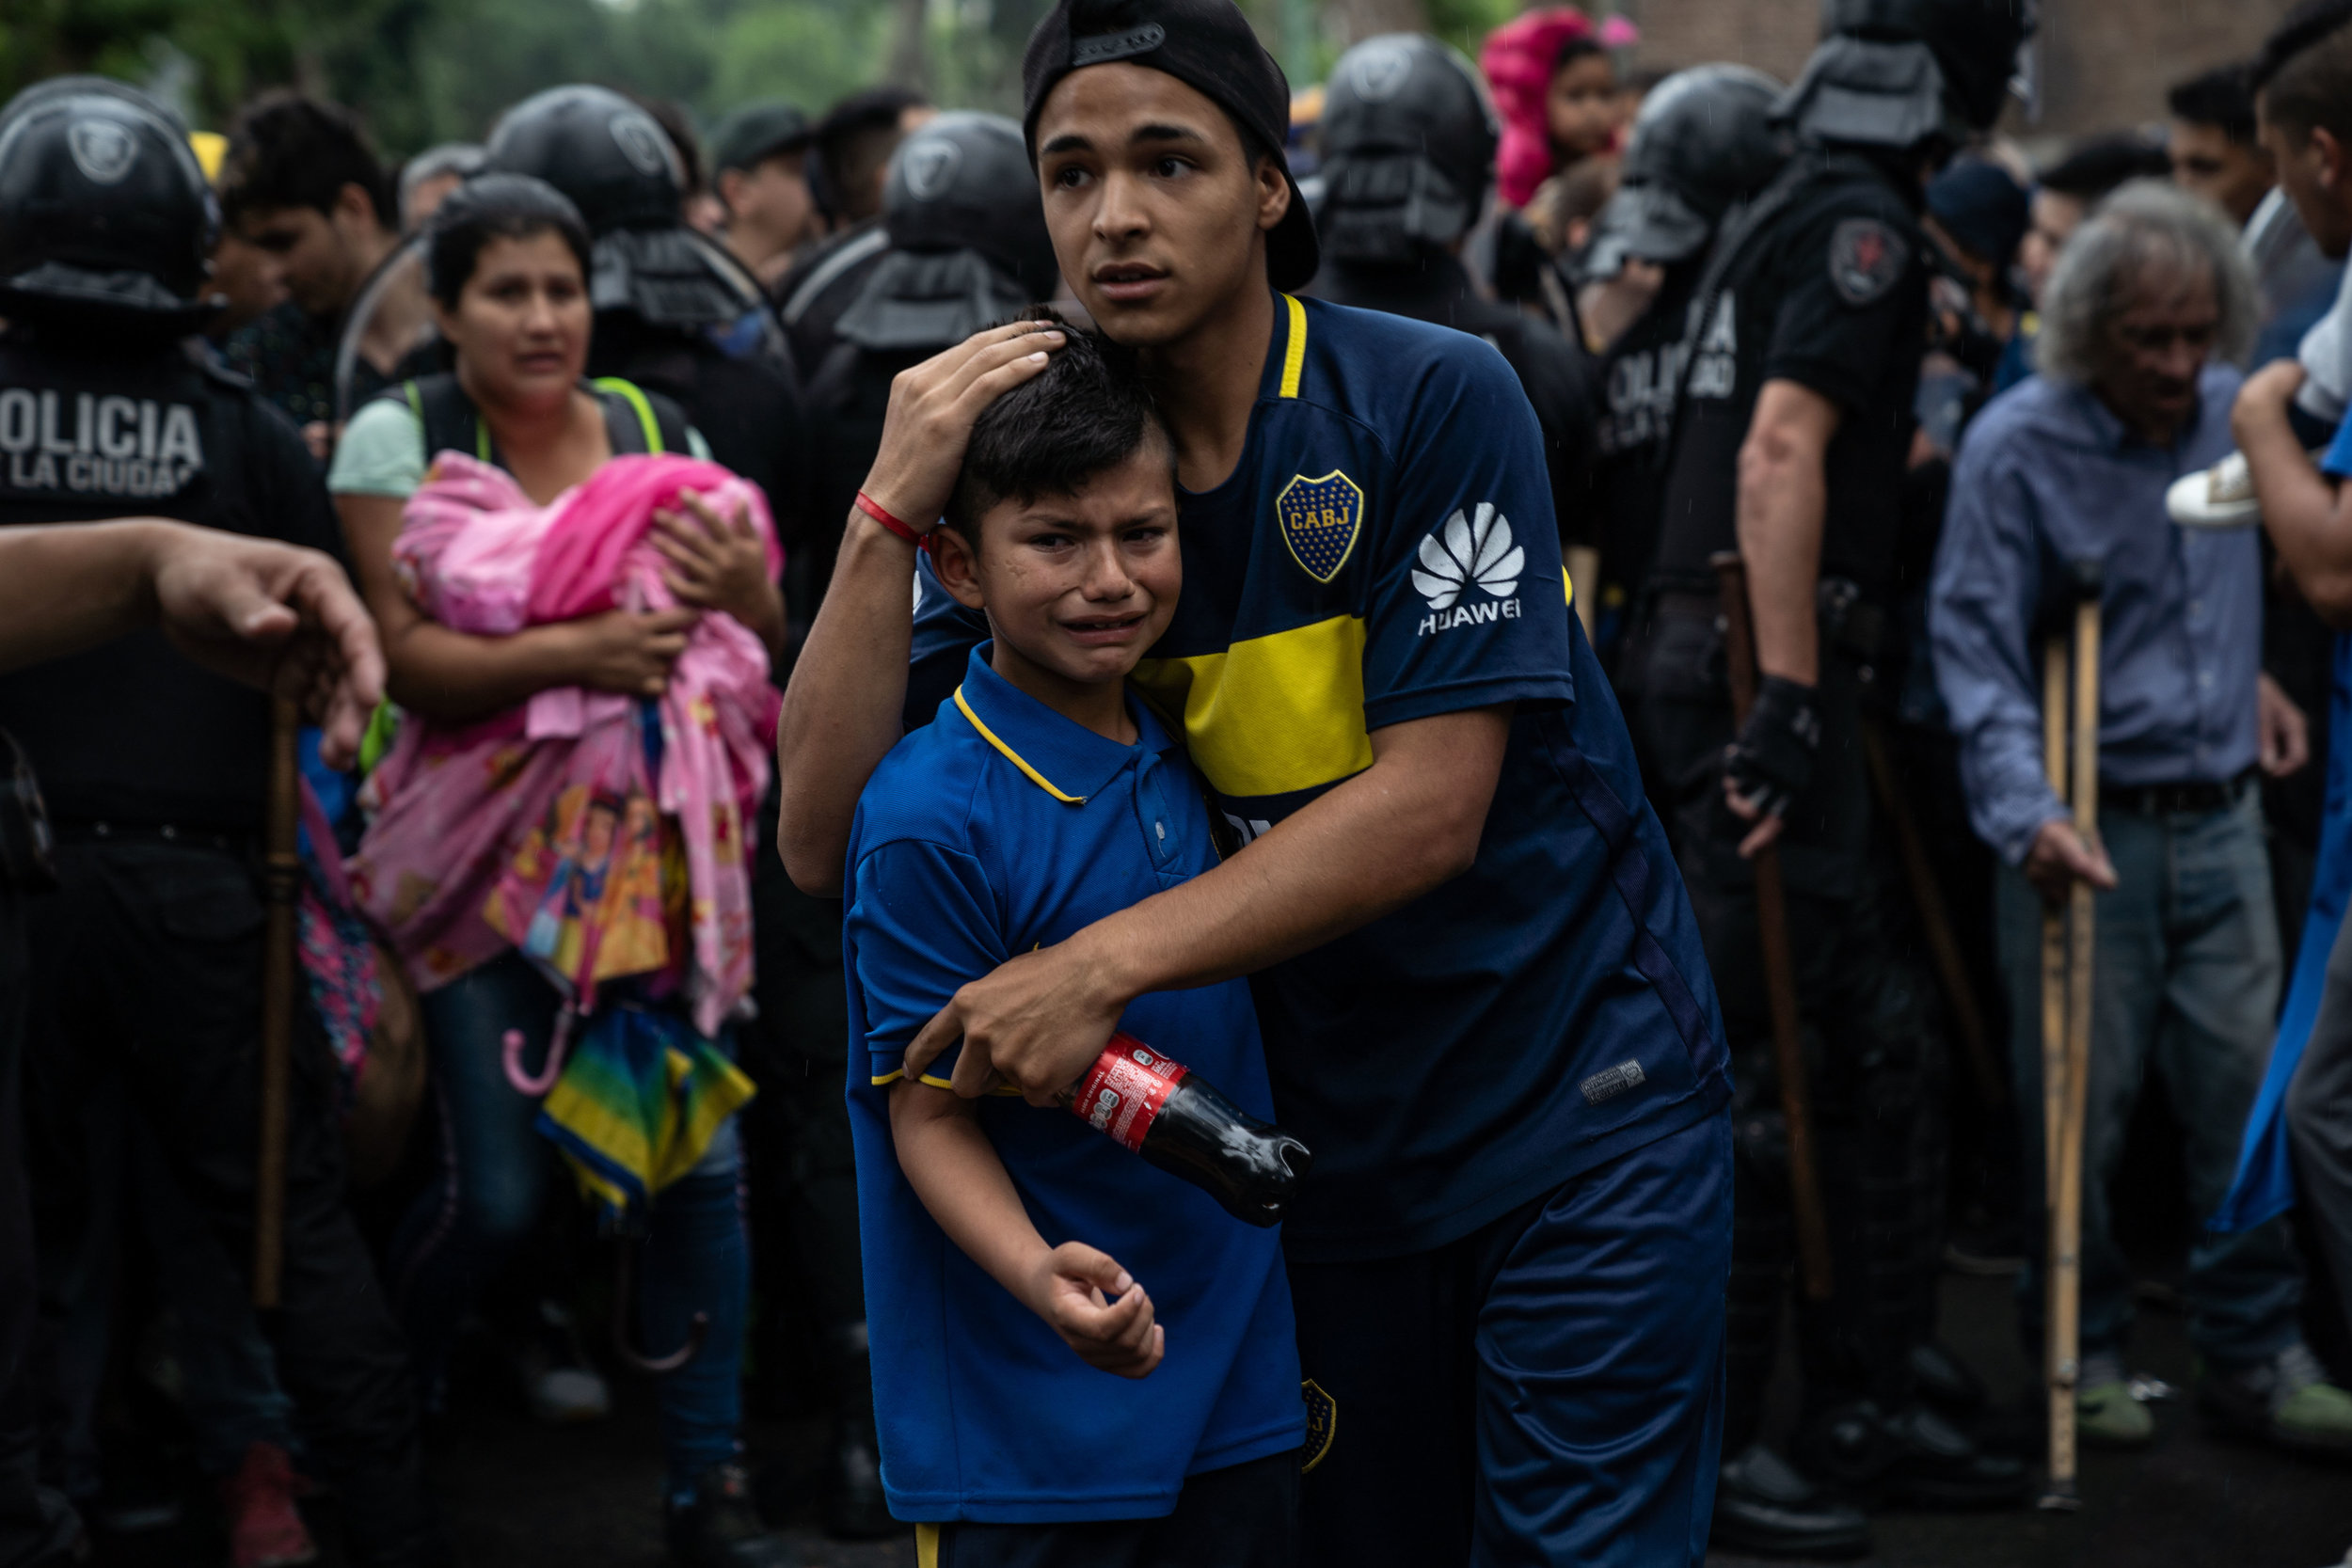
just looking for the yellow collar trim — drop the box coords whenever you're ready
[1279,293,1307,399]
[953,685,1087,803]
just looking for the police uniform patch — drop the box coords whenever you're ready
[1275,469,1364,584]
[1827,217,1909,307]
[1300,1378,1338,1473]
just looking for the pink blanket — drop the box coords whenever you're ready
[353,451,781,1038]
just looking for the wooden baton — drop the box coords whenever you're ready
[1711,551,1834,1303]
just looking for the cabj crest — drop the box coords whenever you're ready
[1276,469,1364,584]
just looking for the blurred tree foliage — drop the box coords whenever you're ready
[1,0,1529,156]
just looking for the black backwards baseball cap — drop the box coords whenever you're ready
[711,102,812,177]
[1022,0,1319,291]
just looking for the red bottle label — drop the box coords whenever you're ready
[1070,1032,1189,1152]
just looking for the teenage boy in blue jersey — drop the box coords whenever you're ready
[843,325,1303,1560]
[776,0,1734,1560]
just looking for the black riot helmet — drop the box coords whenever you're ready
[0,81,217,328]
[834,112,1057,354]
[1316,34,1499,264]
[485,84,767,336]
[1581,65,1786,277]
[1778,0,2035,153]
[0,74,187,135]
[883,112,1057,299]
[486,85,682,234]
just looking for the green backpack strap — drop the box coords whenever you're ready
[589,376,665,455]
[403,376,491,462]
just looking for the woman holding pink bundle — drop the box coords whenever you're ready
[327,173,791,1567]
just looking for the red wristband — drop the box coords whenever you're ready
[855,490,931,552]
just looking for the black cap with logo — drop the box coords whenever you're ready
[1021,0,1318,291]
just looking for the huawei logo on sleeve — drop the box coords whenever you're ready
[1413,503,1525,635]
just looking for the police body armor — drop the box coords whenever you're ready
[1579,64,1787,670]
[0,83,358,834]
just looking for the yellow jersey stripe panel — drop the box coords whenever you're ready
[953,685,1086,803]
[1279,293,1308,399]
[916,1523,939,1568]
[1131,614,1375,800]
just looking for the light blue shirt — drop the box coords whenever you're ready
[1931,365,2257,865]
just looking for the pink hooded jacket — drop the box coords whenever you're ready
[1480,7,1637,210]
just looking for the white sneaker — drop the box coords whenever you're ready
[523,1360,612,1424]
[2167,450,2263,527]
[2167,447,2330,528]
[516,1300,612,1424]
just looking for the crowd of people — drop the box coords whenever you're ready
[3,0,2352,1564]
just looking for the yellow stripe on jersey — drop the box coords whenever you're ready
[1131,614,1374,800]
[953,685,1086,803]
[916,1523,939,1568]
[1279,293,1307,399]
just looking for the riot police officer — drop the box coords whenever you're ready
[484,85,803,532]
[771,87,933,378]
[1578,64,1786,691]
[798,110,1057,627]
[746,110,1057,1540]
[1638,1,2037,1552]
[0,82,447,1566]
[1307,33,1598,579]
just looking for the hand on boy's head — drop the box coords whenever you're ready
[1028,1242,1165,1379]
[860,321,1068,537]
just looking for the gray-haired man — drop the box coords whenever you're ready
[1933,180,2352,1456]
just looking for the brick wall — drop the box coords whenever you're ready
[1617,0,2302,142]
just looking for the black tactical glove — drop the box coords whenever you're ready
[1724,675,1820,821]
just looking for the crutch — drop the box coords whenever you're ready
[1712,551,1834,1302]
[2040,562,2103,1511]
[252,694,301,1308]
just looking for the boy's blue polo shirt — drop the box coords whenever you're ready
[912,293,1731,1261]
[842,647,1302,1523]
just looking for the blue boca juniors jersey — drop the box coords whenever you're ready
[914,294,1729,1261]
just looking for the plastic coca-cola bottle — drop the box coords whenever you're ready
[1057,1033,1312,1227]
